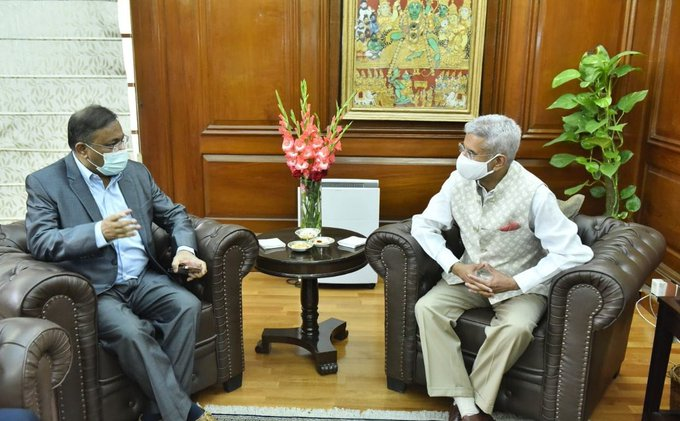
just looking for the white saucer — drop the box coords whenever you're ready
[310,236,335,247]
[288,240,312,252]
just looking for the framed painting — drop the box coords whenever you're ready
[341,0,487,122]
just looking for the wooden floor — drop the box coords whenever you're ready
[196,272,680,420]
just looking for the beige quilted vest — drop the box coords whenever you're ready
[444,161,548,304]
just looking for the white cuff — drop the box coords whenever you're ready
[177,246,195,255]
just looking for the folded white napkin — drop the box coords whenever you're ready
[337,235,366,248]
[258,238,286,250]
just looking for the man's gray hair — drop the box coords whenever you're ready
[464,114,521,162]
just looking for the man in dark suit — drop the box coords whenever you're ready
[25,105,215,421]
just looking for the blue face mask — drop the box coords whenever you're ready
[85,145,129,176]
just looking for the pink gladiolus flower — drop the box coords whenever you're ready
[275,80,354,180]
[294,157,309,171]
[282,137,294,152]
[316,147,329,158]
[311,136,324,150]
[302,146,315,159]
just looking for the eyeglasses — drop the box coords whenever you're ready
[87,135,129,152]
[458,142,493,159]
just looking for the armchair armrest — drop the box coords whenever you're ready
[189,216,258,387]
[542,217,666,420]
[0,318,72,421]
[366,219,443,388]
[0,252,99,421]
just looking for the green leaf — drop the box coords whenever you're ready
[563,112,587,132]
[582,53,606,67]
[620,185,636,199]
[548,93,579,110]
[619,150,634,164]
[580,67,603,88]
[603,149,620,160]
[608,123,627,132]
[585,162,600,174]
[549,153,579,168]
[574,93,599,115]
[544,131,577,147]
[595,45,611,58]
[582,136,613,149]
[593,96,612,108]
[590,185,606,198]
[611,64,639,78]
[625,195,641,212]
[552,69,581,88]
[600,162,619,178]
[584,119,607,133]
[609,50,642,64]
[580,139,598,150]
[616,90,648,112]
[565,182,588,195]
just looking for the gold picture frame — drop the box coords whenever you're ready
[341,0,487,122]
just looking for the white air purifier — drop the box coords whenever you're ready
[298,178,379,286]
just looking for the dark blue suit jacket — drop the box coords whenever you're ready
[25,153,196,294]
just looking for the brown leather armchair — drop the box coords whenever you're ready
[0,216,258,421]
[0,317,72,421]
[365,215,666,421]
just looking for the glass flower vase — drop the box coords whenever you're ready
[299,177,322,231]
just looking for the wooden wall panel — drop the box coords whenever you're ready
[131,0,173,195]
[526,1,629,132]
[639,0,680,282]
[202,1,296,125]
[642,155,680,275]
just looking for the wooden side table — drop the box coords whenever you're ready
[254,227,367,375]
[643,296,680,420]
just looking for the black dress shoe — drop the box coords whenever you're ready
[461,412,494,421]
[448,403,461,421]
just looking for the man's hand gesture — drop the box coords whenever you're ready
[101,209,141,242]
[452,262,519,298]
[171,250,207,281]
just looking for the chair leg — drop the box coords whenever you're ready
[387,376,407,392]
[222,374,243,392]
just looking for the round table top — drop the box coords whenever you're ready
[256,227,367,279]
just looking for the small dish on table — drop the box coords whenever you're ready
[310,236,335,247]
[295,228,321,240]
[288,240,313,252]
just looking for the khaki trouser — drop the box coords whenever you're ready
[414,279,546,414]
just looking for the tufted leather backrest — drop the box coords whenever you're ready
[0,221,29,253]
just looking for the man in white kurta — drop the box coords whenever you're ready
[411,114,593,421]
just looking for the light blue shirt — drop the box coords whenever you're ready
[73,153,148,285]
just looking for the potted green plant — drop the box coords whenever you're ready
[545,45,648,219]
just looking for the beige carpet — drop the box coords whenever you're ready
[204,405,530,420]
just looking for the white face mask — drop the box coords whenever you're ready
[85,145,129,176]
[456,153,500,181]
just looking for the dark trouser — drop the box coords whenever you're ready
[97,269,201,421]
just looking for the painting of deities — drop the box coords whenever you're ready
[348,0,485,120]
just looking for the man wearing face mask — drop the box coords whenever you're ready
[411,114,593,421]
[24,105,216,421]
